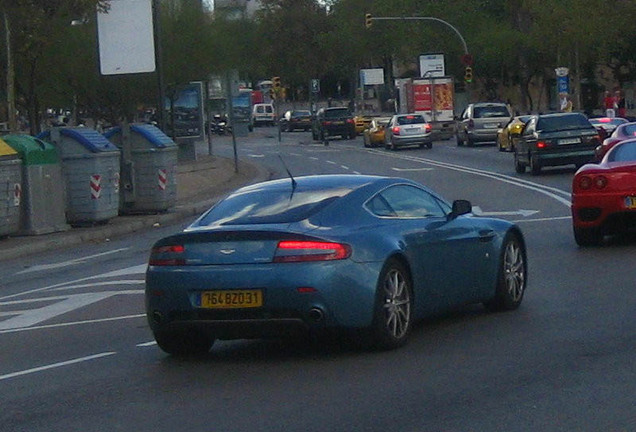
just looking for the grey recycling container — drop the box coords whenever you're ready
[2,134,69,235]
[104,123,177,214]
[0,138,22,237]
[38,127,120,226]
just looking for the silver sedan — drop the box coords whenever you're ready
[384,114,433,150]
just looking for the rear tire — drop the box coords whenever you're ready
[530,154,541,175]
[366,258,413,350]
[574,226,602,246]
[154,329,214,356]
[514,152,526,173]
[426,142,433,149]
[456,133,464,146]
[484,232,527,312]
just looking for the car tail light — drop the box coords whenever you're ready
[536,141,549,149]
[424,123,432,132]
[578,175,607,190]
[346,119,354,124]
[149,245,186,266]
[322,121,331,126]
[273,240,351,263]
[392,126,401,135]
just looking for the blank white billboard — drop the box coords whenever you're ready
[97,0,156,75]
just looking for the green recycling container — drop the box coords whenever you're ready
[0,138,22,237]
[3,134,69,235]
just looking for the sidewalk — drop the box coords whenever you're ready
[0,154,272,262]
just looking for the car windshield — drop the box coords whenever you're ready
[194,186,353,226]
[324,109,350,119]
[292,110,311,118]
[609,142,636,162]
[397,115,425,125]
[537,114,593,132]
[473,106,510,118]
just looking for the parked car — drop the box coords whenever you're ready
[311,107,356,141]
[588,117,628,141]
[497,115,531,152]
[145,174,527,355]
[252,103,276,127]
[280,109,312,132]
[514,112,601,175]
[457,102,512,146]
[384,114,433,150]
[571,138,636,246]
[594,121,636,160]
[363,117,391,148]
[354,114,373,135]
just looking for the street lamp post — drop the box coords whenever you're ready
[4,12,16,132]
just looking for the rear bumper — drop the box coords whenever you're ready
[391,134,433,147]
[534,149,595,167]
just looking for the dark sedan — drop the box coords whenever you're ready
[145,175,527,355]
[280,109,312,132]
[514,112,601,175]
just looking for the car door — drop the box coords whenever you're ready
[516,116,537,163]
[377,185,493,313]
[459,105,471,140]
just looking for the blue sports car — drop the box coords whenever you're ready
[145,174,527,355]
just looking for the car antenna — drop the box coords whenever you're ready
[278,154,297,191]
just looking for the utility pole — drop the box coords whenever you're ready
[4,12,16,132]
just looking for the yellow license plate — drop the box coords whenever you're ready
[199,290,263,309]
[625,196,636,209]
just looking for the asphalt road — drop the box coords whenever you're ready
[1,128,635,432]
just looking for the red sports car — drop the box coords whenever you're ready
[571,138,636,246]
[594,121,636,160]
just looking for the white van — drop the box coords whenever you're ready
[252,103,276,127]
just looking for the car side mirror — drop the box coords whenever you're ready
[450,199,472,219]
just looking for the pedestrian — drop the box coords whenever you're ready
[615,90,626,118]
[560,95,572,112]
[604,90,615,117]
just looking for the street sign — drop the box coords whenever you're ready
[311,79,320,93]
[419,53,445,77]
[461,53,473,66]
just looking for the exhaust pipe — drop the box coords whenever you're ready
[308,307,324,323]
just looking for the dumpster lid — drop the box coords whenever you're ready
[103,123,174,148]
[38,128,118,153]
[0,138,19,158]
[2,134,59,165]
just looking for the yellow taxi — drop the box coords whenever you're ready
[363,117,392,147]
[497,115,531,152]
[354,115,373,135]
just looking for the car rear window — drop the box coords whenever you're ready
[292,111,311,118]
[537,114,594,132]
[324,109,351,119]
[396,115,426,125]
[473,106,510,118]
[194,187,353,226]
[608,142,636,162]
[623,124,636,136]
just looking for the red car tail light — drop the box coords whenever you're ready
[346,119,354,124]
[149,245,186,266]
[536,141,549,149]
[424,123,432,132]
[392,126,401,135]
[578,175,607,190]
[273,240,351,263]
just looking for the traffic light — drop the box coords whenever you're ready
[464,66,473,83]
[272,76,281,89]
[365,13,372,29]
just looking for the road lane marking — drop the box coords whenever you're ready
[511,216,572,223]
[363,147,572,206]
[0,292,114,330]
[392,167,435,172]
[137,341,157,347]
[472,206,540,217]
[16,248,130,275]
[0,352,116,381]
[0,264,147,301]
[0,314,146,335]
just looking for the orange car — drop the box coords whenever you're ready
[354,115,373,135]
[363,117,391,147]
